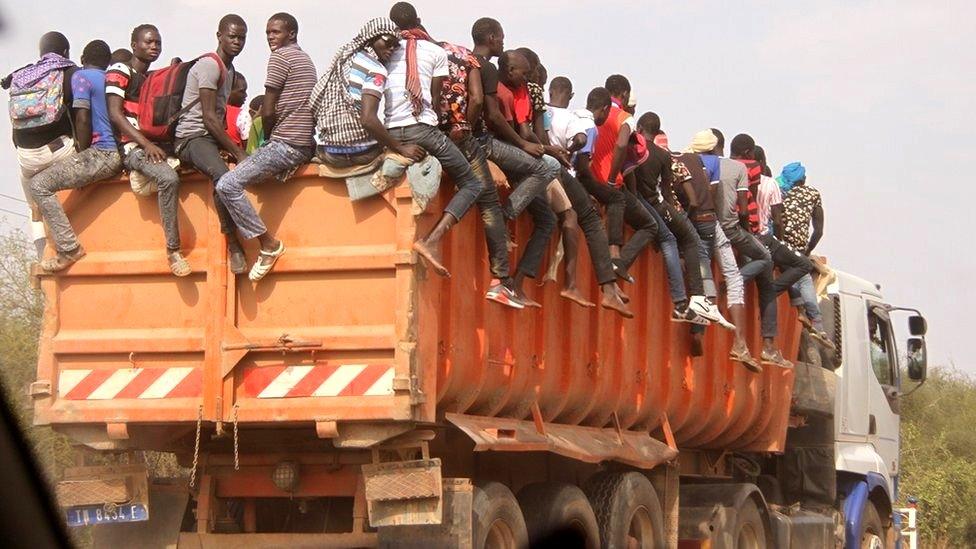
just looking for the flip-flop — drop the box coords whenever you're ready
[810,330,836,351]
[249,242,285,282]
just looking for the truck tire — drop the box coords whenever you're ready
[733,497,767,549]
[472,482,529,549]
[583,471,664,549]
[517,482,600,549]
[858,502,887,549]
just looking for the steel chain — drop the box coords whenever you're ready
[233,404,240,471]
[190,404,202,488]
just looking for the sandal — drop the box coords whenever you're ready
[249,241,285,281]
[730,344,763,373]
[810,330,837,351]
[40,246,86,273]
[168,251,191,277]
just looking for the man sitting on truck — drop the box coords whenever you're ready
[106,25,189,276]
[310,18,401,170]
[4,31,78,260]
[216,12,317,282]
[729,134,812,296]
[387,3,526,309]
[174,14,249,276]
[577,80,658,287]
[700,128,791,370]
[776,160,832,345]
[30,40,124,272]
[674,135,755,364]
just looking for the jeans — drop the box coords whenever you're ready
[477,134,560,218]
[790,273,824,331]
[759,232,814,294]
[640,198,685,303]
[723,223,777,338]
[455,133,510,280]
[580,177,626,247]
[616,188,657,271]
[557,169,615,285]
[478,136,557,279]
[125,148,184,251]
[18,135,77,255]
[316,145,383,168]
[30,147,123,253]
[691,218,745,336]
[389,124,483,222]
[215,139,313,240]
[658,202,705,298]
[176,135,239,237]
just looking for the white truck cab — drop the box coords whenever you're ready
[827,269,928,548]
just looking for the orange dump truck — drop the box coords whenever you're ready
[33,165,900,548]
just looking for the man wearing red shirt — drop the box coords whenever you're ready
[578,77,657,283]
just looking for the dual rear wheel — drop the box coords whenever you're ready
[471,472,664,549]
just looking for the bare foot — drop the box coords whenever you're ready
[561,287,595,308]
[413,240,450,277]
[614,283,630,304]
[601,292,634,318]
[515,288,542,308]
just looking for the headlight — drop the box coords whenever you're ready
[271,460,300,492]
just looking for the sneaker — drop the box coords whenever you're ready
[760,349,794,369]
[688,295,735,330]
[671,305,702,324]
[611,259,635,284]
[486,280,525,310]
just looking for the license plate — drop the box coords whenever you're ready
[65,503,148,527]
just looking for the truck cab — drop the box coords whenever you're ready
[828,270,928,548]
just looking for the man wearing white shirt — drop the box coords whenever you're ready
[368,34,485,278]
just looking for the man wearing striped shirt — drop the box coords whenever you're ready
[216,13,317,282]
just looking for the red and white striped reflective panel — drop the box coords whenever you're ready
[58,367,202,400]
[241,364,395,399]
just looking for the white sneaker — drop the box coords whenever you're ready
[689,295,735,330]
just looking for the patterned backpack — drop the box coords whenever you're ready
[8,69,67,130]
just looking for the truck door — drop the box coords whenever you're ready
[865,305,900,483]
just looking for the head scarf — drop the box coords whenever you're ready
[622,132,649,176]
[10,52,76,90]
[653,131,670,151]
[401,28,433,118]
[776,162,806,194]
[309,18,400,147]
[686,129,718,154]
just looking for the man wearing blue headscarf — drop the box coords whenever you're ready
[779,162,831,346]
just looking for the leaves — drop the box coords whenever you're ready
[900,366,976,546]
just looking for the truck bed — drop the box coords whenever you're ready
[33,166,799,457]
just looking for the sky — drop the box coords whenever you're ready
[0,0,971,372]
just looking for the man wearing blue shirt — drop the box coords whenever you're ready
[30,40,124,272]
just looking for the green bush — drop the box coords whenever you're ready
[900,367,976,546]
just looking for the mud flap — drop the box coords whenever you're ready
[93,481,188,549]
[362,458,443,527]
[378,478,472,548]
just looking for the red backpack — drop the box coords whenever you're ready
[136,53,226,143]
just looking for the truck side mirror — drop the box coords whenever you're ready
[907,338,927,382]
[909,315,927,336]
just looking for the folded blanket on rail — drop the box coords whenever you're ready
[318,151,442,215]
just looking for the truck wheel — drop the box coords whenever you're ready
[517,482,600,548]
[584,471,664,549]
[734,497,767,549]
[858,502,887,549]
[472,482,529,549]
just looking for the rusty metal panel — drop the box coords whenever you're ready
[36,167,799,456]
[422,184,800,453]
[363,459,442,527]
